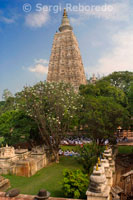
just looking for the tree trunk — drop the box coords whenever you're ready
[53,150,59,163]
[55,154,59,163]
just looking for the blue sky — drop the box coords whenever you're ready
[0,0,133,99]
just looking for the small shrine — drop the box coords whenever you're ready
[86,164,110,200]
[0,144,15,158]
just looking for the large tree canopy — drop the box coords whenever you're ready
[78,95,129,141]
[0,71,131,155]
[80,80,128,107]
[79,79,130,141]
[128,82,133,116]
[2,89,13,101]
[0,110,38,146]
[16,82,80,162]
[0,97,15,115]
[101,71,133,95]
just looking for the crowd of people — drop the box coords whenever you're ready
[60,136,92,145]
[116,136,128,143]
[58,149,80,156]
[59,136,111,157]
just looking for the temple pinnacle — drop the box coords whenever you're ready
[63,8,67,17]
[59,9,72,32]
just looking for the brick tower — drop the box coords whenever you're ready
[47,9,87,89]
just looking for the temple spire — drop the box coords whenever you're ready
[47,7,87,89]
[59,8,72,32]
[63,8,67,17]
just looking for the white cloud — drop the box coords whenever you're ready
[23,58,49,75]
[70,1,130,24]
[87,28,133,76]
[25,10,49,28]
[29,64,48,74]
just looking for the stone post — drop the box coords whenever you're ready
[86,164,111,200]
[101,158,113,186]
[103,148,115,173]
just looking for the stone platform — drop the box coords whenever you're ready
[0,145,54,177]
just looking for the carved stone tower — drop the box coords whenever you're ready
[47,9,87,89]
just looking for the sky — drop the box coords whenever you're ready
[0,0,133,99]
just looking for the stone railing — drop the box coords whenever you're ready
[86,147,115,200]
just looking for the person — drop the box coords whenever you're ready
[69,151,73,156]
[104,139,109,145]
[59,149,63,156]
[64,149,70,156]
[71,149,75,155]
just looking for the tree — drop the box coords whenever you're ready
[76,143,104,174]
[79,80,130,141]
[79,95,129,141]
[101,71,133,95]
[0,101,5,107]
[0,97,15,115]
[128,82,133,117]
[16,82,80,162]
[101,71,133,123]
[80,80,128,107]
[128,82,133,130]
[0,110,38,145]
[2,89,13,101]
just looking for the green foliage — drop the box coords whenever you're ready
[79,79,130,139]
[100,71,133,118]
[0,101,5,107]
[101,71,133,95]
[128,82,133,117]
[16,82,80,161]
[76,143,104,173]
[2,89,13,101]
[0,137,4,144]
[0,110,38,145]
[79,95,129,140]
[62,169,89,199]
[80,80,128,107]
[0,97,15,115]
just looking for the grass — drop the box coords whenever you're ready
[3,156,83,197]
[118,145,133,154]
[60,145,79,151]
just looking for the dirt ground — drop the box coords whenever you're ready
[113,154,133,200]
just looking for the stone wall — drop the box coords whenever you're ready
[0,146,54,177]
[0,176,10,192]
[0,192,84,200]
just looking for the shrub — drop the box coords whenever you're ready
[76,143,104,174]
[62,169,89,199]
